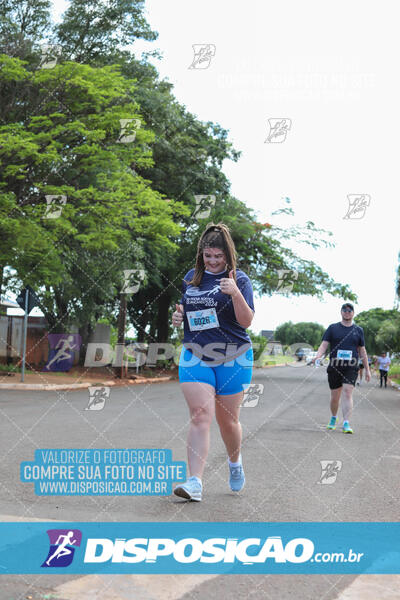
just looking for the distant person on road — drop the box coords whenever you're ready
[311,303,371,434]
[375,352,391,388]
[171,223,255,501]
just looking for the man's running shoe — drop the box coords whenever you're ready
[326,416,337,430]
[229,464,245,492]
[173,476,202,501]
[342,422,353,434]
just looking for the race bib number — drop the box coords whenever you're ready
[187,308,219,331]
[337,349,352,360]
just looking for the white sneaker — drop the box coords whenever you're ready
[229,464,245,492]
[173,476,202,501]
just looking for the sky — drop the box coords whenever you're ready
[11,0,400,333]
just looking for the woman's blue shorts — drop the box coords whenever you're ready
[178,346,253,396]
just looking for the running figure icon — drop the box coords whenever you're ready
[45,531,77,566]
[45,335,76,370]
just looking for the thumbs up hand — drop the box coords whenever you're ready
[220,270,238,296]
[172,303,184,327]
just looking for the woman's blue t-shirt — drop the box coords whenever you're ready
[180,268,255,364]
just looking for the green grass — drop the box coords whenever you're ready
[257,354,295,367]
[389,363,400,385]
[0,364,21,373]
[389,363,400,378]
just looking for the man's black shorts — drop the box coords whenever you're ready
[327,365,359,389]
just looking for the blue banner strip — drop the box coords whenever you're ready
[0,522,399,574]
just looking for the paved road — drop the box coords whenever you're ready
[1,365,399,599]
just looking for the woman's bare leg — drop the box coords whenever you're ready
[215,391,244,462]
[180,382,215,478]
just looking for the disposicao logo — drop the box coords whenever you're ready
[83,536,314,564]
[41,529,82,567]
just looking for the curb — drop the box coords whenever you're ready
[0,376,173,391]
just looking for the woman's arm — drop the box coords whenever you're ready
[231,289,254,329]
[219,271,254,328]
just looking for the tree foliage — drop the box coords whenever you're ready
[355,308,400,355]
[0,0,359,362]
[274,321,326,349]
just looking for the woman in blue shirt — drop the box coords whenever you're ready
[171,223,255,501]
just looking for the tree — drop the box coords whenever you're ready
[396,249,400,308]
[1,0,358,354]
[49,1,358,342]
[0,0,51,59]
[376,319,400,354]
[55,0,159,64]
[275,321,325,349]
[355,308,400,355]
[0,56,187,349]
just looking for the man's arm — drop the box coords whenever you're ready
[358,346,369,369]
[312,340,329,363]
[358,346,371,381]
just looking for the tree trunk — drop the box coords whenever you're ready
[53,288,69,333]
[78,322,93,366]
[156,293,171,342]
[114,293,127,378]
[136,312,148,342]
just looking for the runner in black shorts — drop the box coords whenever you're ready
[311,303,371,434]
